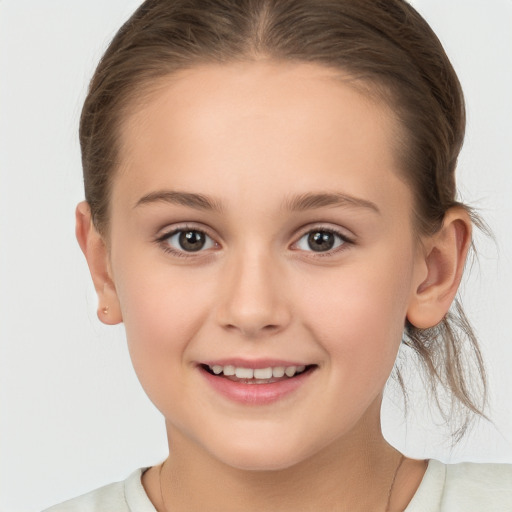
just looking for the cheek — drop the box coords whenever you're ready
[111,253,214,385]
[299,250,414,378]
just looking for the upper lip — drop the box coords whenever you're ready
[200,359,312,369]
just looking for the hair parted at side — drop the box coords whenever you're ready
[79,0,487,438]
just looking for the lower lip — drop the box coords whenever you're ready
[199,367,314,405]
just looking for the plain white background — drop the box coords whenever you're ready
[1,1,511,510]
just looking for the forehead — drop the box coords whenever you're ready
[115,60,410,219]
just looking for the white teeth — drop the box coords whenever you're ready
[272,366,285,378]
[254,367,273,379]
[235,367,254,379]
[208,364,308,379]
[285,366,297,377]
[223,365,236,376]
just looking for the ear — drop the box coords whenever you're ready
[407,207,472,329]
[75,201,122,325]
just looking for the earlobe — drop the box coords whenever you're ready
[406,208,472,329]
[75,201,123,325]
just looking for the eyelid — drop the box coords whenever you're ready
[290,224,355,255]
[153,222,354,258]
[155,223,220,257]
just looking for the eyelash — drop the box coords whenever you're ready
[292,227,354,257]
[155,225,217,259]
[155,225,354,259]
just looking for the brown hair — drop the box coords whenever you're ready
[80,0,487,437]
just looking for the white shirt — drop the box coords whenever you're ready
[43,460,512,511]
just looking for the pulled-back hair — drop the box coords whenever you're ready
[80,0,487,438]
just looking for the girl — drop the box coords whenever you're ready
[43,0,512,510]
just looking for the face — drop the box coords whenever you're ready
[105,61,424,470]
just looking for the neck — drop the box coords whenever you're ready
[153,399,405,512]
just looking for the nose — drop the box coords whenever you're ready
[216,248,292,339]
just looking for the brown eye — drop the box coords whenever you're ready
[295,229,348,253]
[179,230,206,251]
[165,229,215,253]
[308,231,336,252]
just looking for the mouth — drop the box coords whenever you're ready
[200,363,315,383]
[198,362,317,404]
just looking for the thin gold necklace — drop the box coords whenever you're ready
[386,454,405,512]
[159,453,405,512]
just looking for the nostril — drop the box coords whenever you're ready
[222,322,283,337]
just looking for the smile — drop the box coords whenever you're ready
[205,364,308,381]
[199,362,317,405]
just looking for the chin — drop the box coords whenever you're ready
[222,452,305,472]
[205,433,322,472]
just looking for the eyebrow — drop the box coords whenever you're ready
[284,192,380,214]
[134,190,223,212]
[134,189,380,215]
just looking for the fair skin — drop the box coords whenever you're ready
[77,61,471,511]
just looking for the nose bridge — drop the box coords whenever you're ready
[217,242,290,337]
